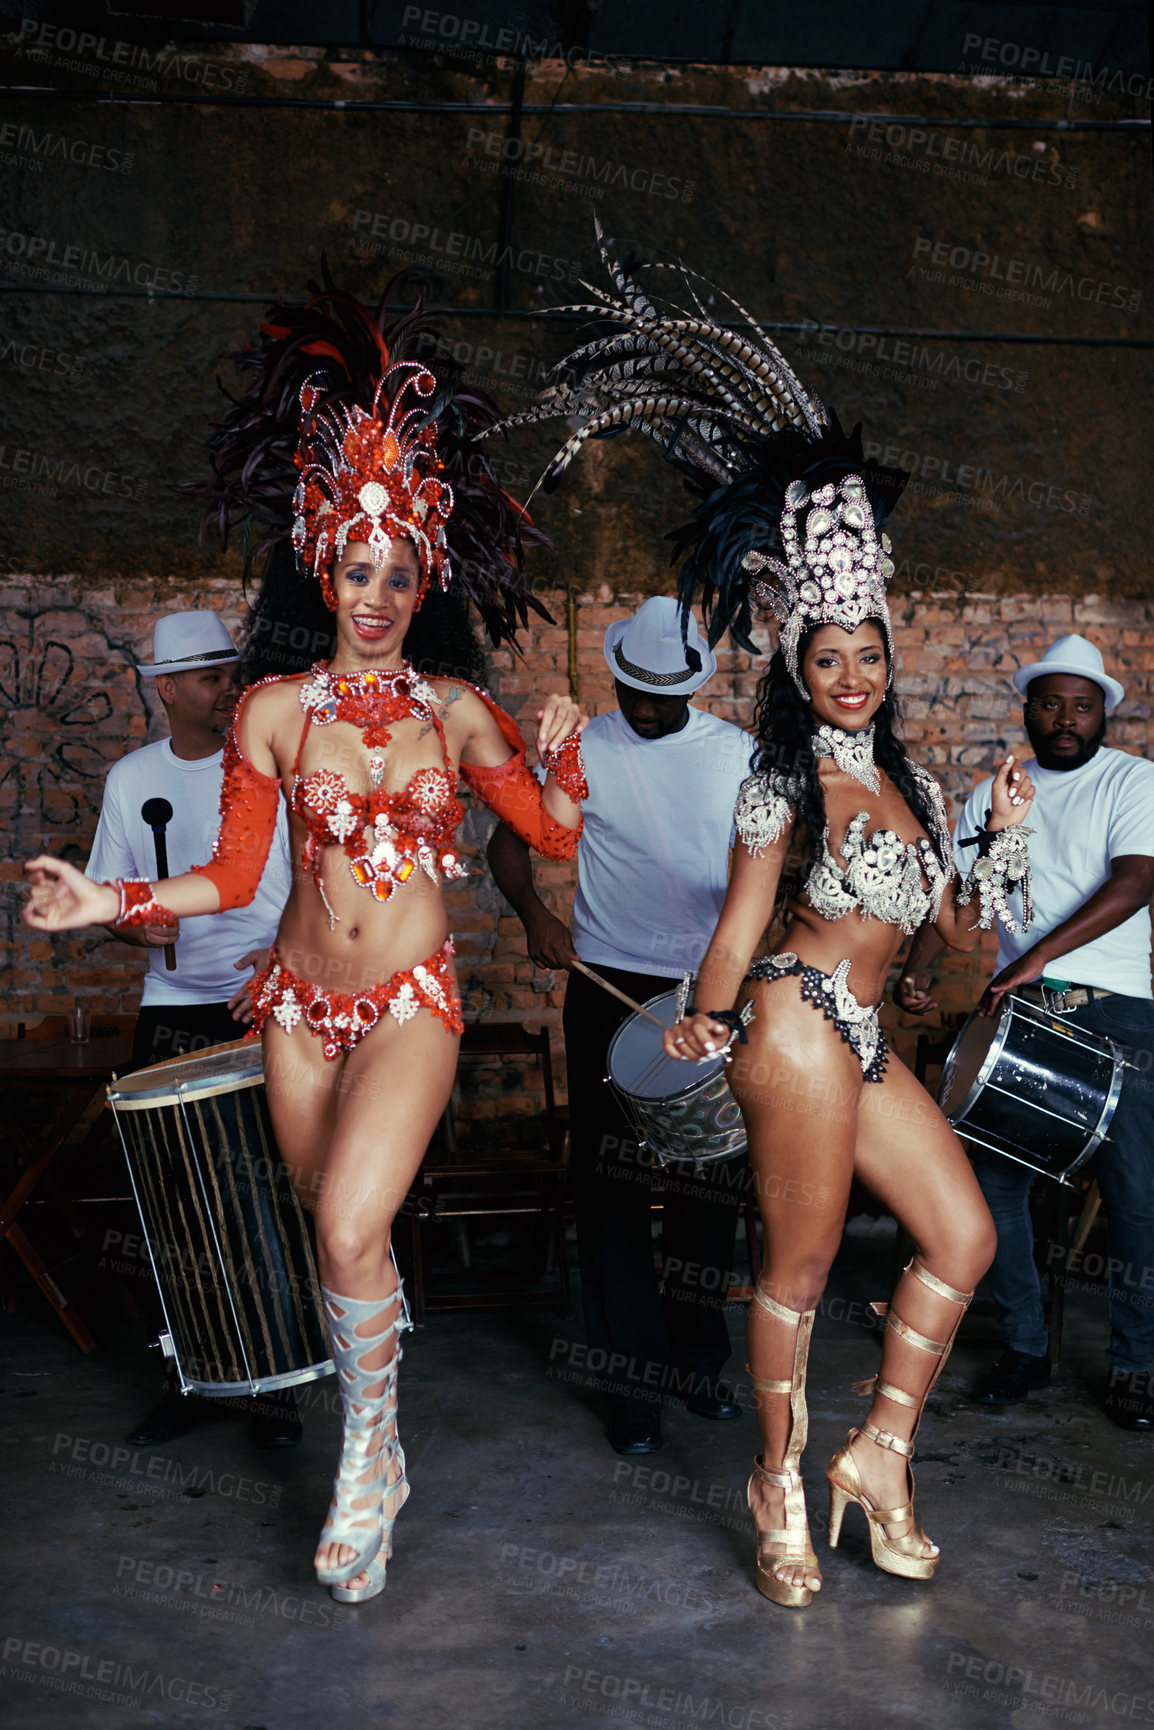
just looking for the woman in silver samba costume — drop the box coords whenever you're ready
[496,223,1035,1609]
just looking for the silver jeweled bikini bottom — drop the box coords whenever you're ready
[747,951,888,1083]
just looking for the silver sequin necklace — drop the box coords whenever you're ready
[812,721,880,795]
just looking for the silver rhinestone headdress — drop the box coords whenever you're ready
[741,474,897,698]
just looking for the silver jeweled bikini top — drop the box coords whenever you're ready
[733,757,956,936]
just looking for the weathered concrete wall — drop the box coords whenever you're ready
[0,52,1149,587]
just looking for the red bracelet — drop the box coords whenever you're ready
[539,731,589,803]
[108,878,178,931]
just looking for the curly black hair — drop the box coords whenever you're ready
[751,621,945,866]
[237,538,487,689]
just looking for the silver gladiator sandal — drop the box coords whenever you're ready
[316,1277,411,1601]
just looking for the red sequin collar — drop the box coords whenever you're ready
[297,660,440,748]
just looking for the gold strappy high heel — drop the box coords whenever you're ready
[826,1257,972,1580]
[747,1288,819,1609]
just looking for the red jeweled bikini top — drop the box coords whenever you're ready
[290,662,468,922]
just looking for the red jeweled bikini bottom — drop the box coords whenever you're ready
[249,936,464,1061]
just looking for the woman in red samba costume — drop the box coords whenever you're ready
[25,268,587,1605]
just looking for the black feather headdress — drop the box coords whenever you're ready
[182,258,550,649]
[491,221,908,682]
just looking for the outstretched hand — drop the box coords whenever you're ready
[24,857,119,933]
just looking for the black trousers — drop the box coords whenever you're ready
[131,1001,243,1071]
[563,964,746,1413]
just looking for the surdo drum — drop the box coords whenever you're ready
[937,991,1125,1186]
[607,987,748,1173]
[107,1039,332,1395]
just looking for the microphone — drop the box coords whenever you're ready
[140,798,177,971]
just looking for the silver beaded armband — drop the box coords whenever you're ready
[734,773,794,857]
[955,826,1032,934]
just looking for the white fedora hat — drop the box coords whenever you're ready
[1011,633,1124,713]
[139,611,240,678]
[603,596,717,696]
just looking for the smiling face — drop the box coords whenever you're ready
[801,621,888,732]
[330,537,422,667]
[1024,672,1106,771]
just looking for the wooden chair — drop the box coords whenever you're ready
[403,1022,573,1325]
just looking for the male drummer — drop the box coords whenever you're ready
[88,610,296,1447]
[898,635,1154,1430]
[487,597,754,1454]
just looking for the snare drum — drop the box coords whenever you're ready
[937,992,1124,1185]
[607,988,747,1172]
[107,1039,332,1396]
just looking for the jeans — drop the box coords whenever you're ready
[973,992,1154,1374]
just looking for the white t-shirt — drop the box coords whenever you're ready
[572,706,754,977]
[86,739,292,1007]
[953,747,1154,1000]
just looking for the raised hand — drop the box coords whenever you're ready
[24,857,119,932]
[535,691,588,755]
[988,753,1035,829]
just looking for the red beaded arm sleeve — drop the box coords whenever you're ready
[189,688,283,911]
[459,687,586,861]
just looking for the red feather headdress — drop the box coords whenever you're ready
[185,261,548,643]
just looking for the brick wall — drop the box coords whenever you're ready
[3,576,1152,1096]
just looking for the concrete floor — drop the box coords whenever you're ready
[2,1236,1152,1730]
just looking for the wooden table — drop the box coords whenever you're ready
[0,1031,135,1351]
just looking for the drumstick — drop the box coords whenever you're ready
[569,958,667,1028]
